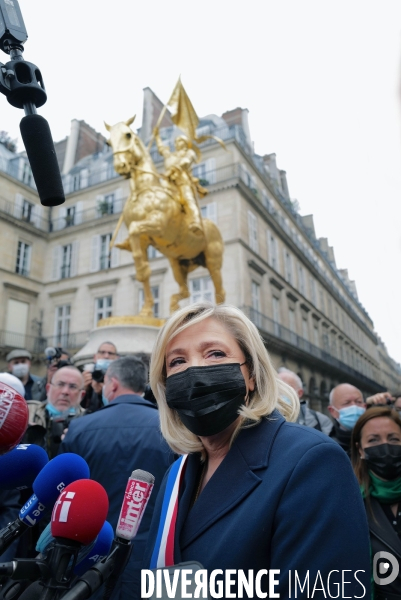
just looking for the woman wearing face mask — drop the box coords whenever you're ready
[143,303,371,598]
[351,407,401,599]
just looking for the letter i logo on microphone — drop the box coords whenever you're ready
[52,491,76,523]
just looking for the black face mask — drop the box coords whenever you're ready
[165,363,248,437]
[363,443,401,480]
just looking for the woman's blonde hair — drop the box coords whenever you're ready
[149,302,300,456]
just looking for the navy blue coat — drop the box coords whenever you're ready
[143,411,371,599]
[61,394,174,600]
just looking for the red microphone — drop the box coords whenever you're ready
[35,479,109,599]
[51,479,109,544]
[0,382,29,454]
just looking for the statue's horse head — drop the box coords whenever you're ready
[104,116,146,177]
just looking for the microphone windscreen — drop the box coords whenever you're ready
[0,383,29,455]
[19,114,65,207]
[33,453,90,506]
[17,581,44,600]
[0,444,48,490]
[51,479,109,544]
[74,520,114,576]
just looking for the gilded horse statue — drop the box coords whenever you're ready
[105,117,225,317]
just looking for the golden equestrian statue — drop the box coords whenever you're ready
[105,79,225,318]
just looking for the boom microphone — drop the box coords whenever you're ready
[0,453,90,554]
[62,469,155,600]
[0,382,29,454]
[19,114,65,207]
[0,444,48,490]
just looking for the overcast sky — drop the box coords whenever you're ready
[3,1,401,365]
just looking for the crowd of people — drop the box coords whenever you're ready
[0,302,401,599]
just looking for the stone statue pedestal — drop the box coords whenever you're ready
[72,316,165,367]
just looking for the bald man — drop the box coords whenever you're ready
[328,383,366,455]
[23,366,86,459]
[277,368,333,435]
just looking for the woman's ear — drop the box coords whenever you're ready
[357,442,365,459]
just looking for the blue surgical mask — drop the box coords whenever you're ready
[338,405,365,430]
[46,403,76,417]
[95,359,112,373]
[101,391,109,406]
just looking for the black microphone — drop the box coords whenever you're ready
[19,115,65,207]
[0,0,65,208]
[62,469,155,600]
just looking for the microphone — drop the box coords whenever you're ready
[0,453,90,554]
[19,115,65,207]
[0,444,48,490]
[37,479,109,600]
[0,522,114,600]
[0,0,65,208]
[0,382,29,455]
[62,469,155,600]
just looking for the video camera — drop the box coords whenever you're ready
[44,346,71,370]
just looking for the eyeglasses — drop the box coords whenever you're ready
[97,350,117,357]
[50,382,82,391]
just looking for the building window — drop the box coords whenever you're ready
[190,277,214,304]
[319,289,325,313]
[200,202,217,224]
[22,162,32,186]
[22,199,34,223]
[284,251,293,285]
[15,241,31,277]
[55,305,71,347]
[138,286,160,318]
[193,158,216,185]
[61,244,72,279]
[267,232,278,271]
[72,173,81,191]
[309,277,317,306]
[298,264,305,295]
[100,234,112,270]
[302,317,309,341]
[313,326,319,347]
[98,193,115,216]
[272,296,281,336]
[289,308,297,344]
[95,296,112,325]
[65,206,76,227]
[251,281,261,327]
[248,211,258,253]
[147,246,163,259]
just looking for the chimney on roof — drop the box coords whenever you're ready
[221,107,252,151]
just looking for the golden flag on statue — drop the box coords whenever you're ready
[167,77,199,141]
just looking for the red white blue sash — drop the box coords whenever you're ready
[150,454,188,568]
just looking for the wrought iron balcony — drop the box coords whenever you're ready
[241,306,384,391]
[0,329,90,354]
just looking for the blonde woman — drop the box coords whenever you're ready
[143,303,371,598]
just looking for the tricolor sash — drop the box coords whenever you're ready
[150,454,188,568]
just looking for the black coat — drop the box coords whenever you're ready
[366,497,401,599]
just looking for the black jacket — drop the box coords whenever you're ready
[366,497,401,600]
[330,419,352,455]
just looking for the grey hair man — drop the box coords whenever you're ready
[61,356,174,599]
[328,383,366,455]
[277,368,333,435]
[6,349,41,400]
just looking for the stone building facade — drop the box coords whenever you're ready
[0,90,400,408]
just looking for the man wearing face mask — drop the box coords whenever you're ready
[328,383,366,455]
[6,349,41,400]
[80,341,119,413]
[61,356,174,599]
